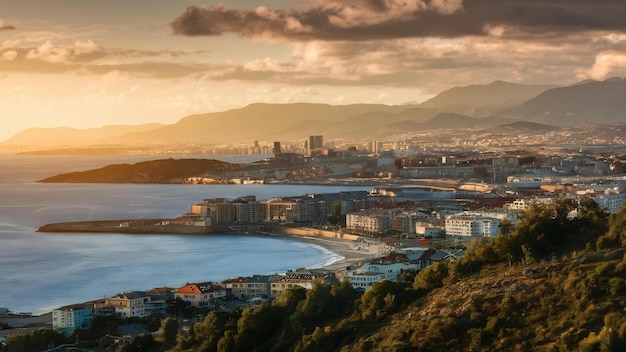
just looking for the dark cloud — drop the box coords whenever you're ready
[0,25,16,31]
[170,0,626,41]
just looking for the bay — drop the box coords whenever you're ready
[0,154,371,314]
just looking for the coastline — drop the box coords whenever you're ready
[266,232,388,271]
[37,220,388,272]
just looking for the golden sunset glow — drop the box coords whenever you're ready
[2,0,626,141]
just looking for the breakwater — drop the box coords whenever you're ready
[37,219,209,234]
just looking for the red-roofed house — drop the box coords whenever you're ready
[174,282,226,307]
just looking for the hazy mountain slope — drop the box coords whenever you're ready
[501,77,626,126]
[112,103,416,144]
[418,80,558,115]
[6,78,624,149]
[481,121,560,134]
[0,123,163,146]
[272,106,467,140]
[274,111,403,140]
[420,113,513,130]
[388,113,513,131]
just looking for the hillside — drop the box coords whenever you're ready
[110,103,415,144]
[418,80,558,115]
[38,158,241,183]
[498,77,626,126]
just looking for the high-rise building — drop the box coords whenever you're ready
[309,135,324,150]
[252,140,261,154]
[273,141,282,154]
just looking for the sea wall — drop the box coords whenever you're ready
[272,225,359,241]
[37,219,209,234]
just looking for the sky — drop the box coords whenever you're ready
[1,0,626,141]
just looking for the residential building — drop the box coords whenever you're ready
[270,269,326,300]
[445,211,518,237]
[52,304,94,335]
[346,210,393,235]
[343,248,436,289]
[392,211,427,234]
[174,282,227,307]
[593,193,625,213]
[259,198,298,222]
[95,291,161,318]
[345,272,387,289]
[415,222,444,238]
[222,275,270,300]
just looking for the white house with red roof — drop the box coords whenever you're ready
[174,282,227,307]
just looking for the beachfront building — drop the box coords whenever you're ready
[221,275,271,300]
[270,269,326,300]
[174,282,227,307]
[346,210,394,236]
[259,198,299,222]
[52,304,94,335]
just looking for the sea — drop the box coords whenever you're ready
[0,154,372,315]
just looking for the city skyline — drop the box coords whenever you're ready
[2,0,626,141]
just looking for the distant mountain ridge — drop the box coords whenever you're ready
[495,77,626,126]
[4,78,626,149]
[418,80,558,114]
[1,123,164,147]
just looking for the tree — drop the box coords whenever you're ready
[156,317,178,348]
[414,261,451,291]
[606,202,626,247]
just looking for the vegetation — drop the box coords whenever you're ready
[3,197,626,351]
[38,158,242,183]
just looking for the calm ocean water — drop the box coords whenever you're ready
[0,154,371,314]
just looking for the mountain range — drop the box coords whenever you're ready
[2,78,625,148]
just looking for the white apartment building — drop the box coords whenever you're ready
[445,216,500,237]
[345,272,387,289]
[445,211,517,237]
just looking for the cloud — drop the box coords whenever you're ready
[585,51,626,80]
[170,0,626,42]
[73,40,100,55]
[0,25,16,31]
[25,41,73,63]
[1,50,17,61]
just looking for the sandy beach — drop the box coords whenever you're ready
[273,234,389,272]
